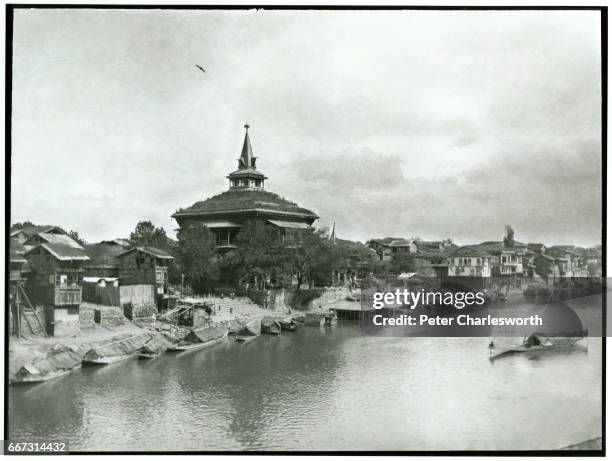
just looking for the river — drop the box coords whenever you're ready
[8,323,602,452]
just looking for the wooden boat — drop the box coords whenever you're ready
[137,351,160,360]
[261,317,282,335]
[82,333,152,366]
[11,365,75,385]
[167,325,228,352]
[292,315,305,324]
[169,331,228,352]
[137,336,169,359]
[83,354,136,366]
[234,318,261,343]
[489,333,584,361]
[279,318,298,331]
[12,346,83,383]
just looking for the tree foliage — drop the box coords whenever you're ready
[129,220,170,249]
[68,230,85,246]
[176,222,219,293]
[229,222,375,291]
[232,221,288,289]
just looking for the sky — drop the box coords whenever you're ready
[11,9,602,246]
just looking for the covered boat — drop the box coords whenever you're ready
[261,317,281,335]
[278,317,298,331]
[12,347,82,384]
[137,335,171,359]
[236,318,261,343]
[83,333,152,366]
[167,325,228,352]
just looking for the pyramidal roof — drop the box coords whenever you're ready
[239,125,254,169]
[172,189,318,221]
[228,124,266,179]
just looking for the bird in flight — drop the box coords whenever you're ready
[196,64,206,73]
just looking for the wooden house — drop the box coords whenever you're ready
[9,239,28,283]
[10,229,30,245]
[23,237,90,336]
[117,247,173,307]
[84,239,131,278]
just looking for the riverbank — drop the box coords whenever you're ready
[9,288,603,381]
[8,293,306,380]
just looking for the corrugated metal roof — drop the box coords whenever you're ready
[29,243,91,261]
[118,246,174,260]
[389,239,411,247]
[267,220,311,229]
[38,233,84,250]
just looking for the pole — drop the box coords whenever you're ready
[181,273,184,298]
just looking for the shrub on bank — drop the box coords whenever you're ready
[289,288,323,310]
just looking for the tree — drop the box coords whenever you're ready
[68,230,85,246]
[129,221,169,249]
[234,221,287,289]
[176,222,220,293]
[503,225,515,247]
[289,228,338,290]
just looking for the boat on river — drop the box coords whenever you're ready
[168,325,228,352]
[261,317,282,335]
[137,336,169,359]
[489,333,585,361]
[82,333,152,366]
[83,354,136,366]
[235,319,261,343]
[11,346,83,384]
[279,318,298,331]
[11,365,75,385]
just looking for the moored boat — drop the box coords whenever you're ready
[279,318,297,331]
[292,315,305,324]
[11,365,75,385]
[167,325,228,352]
[82,333,152,366]
[235,318,261,343]
[137,335,170,359]
[261,317,282,335]
[83,354,136,366]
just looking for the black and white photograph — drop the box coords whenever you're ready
[4,4,606,455]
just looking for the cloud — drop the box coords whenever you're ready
[10,9,602,247]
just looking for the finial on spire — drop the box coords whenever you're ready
[244,123,250,132]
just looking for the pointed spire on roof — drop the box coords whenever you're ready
[239,123,256,170]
